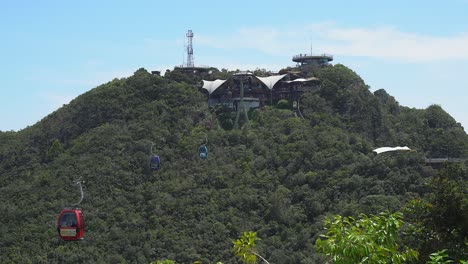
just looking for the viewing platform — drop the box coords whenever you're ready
[174,65,211,73]
[425,158,465,164]
[292,53,333,67]
[425,157,466,168]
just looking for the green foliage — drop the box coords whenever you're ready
[46,139,64,161]
[427,250,454,264]
[150,260,175,264]
[0,65,467,263]
[426,249,467,264]
[164,69,200,85]
[276,99,290,109]
[403,164,468,262]
[315,211,418,263]
[233,231,270,264]
[233,231,260,264]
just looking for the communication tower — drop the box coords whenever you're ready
[174,30,210,73]
[186,30,194,67]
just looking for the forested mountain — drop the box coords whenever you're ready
[0,65,466,263]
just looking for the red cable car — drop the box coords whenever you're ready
[56,208,85,241]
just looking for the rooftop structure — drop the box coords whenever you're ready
[202,73,320,109]
[292,53,333,67]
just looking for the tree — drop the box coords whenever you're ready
[150,260,175,264]
[47,139,64,160]
[2,63,468,263]
[233,231,270,264]
[403,164,468,262]
[426,249,467,264]
[276,99,290,109]
[315,211,418,263]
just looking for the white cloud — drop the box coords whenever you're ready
[320,26,468,62]
[197,23,468,63]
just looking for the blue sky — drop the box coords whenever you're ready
[1,0,468,131]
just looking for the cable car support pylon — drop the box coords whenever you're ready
[72,179,84,206]
[234,76,249,130]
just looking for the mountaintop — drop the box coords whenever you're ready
[1,65,466,263]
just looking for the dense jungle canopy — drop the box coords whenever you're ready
[0,65,466,263]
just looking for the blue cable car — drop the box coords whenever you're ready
[150,155,161,170]
[198,145,208,159]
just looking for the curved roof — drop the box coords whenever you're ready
[256,74,288,90]
[202,79,227,94]
[373,146,411,154]
[202,74,289,94]
[283,77,320,83]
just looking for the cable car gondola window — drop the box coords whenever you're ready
[59,212,77,227]
[150,155,161,170]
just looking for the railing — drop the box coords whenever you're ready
[425,158,465,164]
[175,65,211,69]
[292,53,333,60]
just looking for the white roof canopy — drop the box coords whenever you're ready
[373,146,412,154]
[202,79,227,94]
[284,77,320,83]
[256,74,287,90]
[202,74,289,94]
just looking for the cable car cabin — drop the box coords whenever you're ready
[57,208,85,241]
[150,155,161,170]
[198,145,208,159]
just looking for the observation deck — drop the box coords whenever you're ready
[174,65,211,73]
[292,53,333,67]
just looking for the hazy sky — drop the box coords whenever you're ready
[1,0,468,131]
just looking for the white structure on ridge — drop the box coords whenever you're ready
[202,79,228,95]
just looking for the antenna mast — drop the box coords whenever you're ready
[186,30,194,67]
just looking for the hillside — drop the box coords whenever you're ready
[0,65,467,263]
